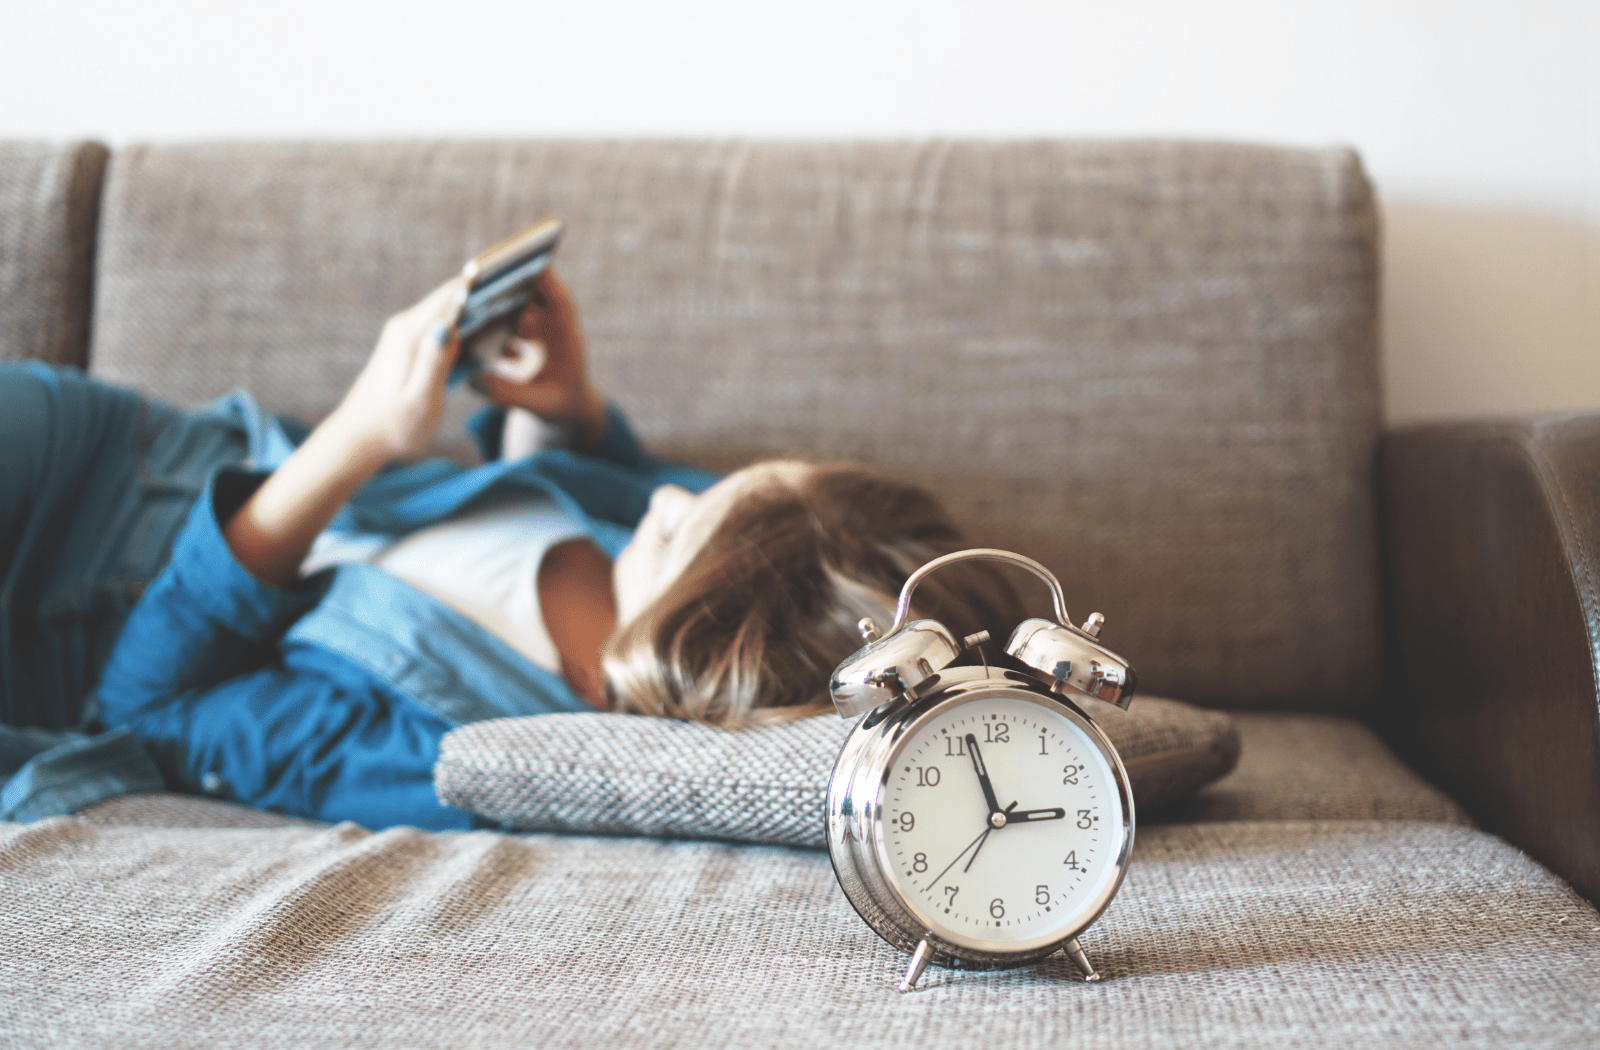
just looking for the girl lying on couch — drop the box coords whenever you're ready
[0,269,1018,830]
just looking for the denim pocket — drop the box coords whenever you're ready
[121,410,249,581]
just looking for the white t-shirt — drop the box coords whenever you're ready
[301,496,587,674]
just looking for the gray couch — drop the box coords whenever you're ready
[2,138,1597,1048]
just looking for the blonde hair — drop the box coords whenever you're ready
[601,464,1023,726]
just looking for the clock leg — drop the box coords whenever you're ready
[1064,938,1102,983]
[896,938,934,993]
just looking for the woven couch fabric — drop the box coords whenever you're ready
[89,139,1382,712]
[2,817,1595,1050]
[76,792,319,829]
[0,141,107,367]
[1169,712,1471,824]
[436,696,1239,845]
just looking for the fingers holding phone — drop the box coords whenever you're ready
[452,216,564,387]
[331,274,468,459]
[464,268,572,387]
[450,217,608,450]
[514,269,588,395]
[471,269,609,451]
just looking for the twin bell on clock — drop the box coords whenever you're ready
[824,548,1138,993]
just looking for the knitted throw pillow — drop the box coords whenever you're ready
[435,696,1239,848]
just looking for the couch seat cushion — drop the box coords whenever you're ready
[75,791,318,829]
[1,816,1593,1048]
[1163,712,1471,824]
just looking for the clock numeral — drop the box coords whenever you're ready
[1064,851,1086,872]
[989,898,1005,919]
[983,721,1010,744]
[1063,764,1082,785]
[897,812,915,832]
[944,736,965,758]
[943,885,959,905]
[912,852,928,873]
[1076,809,1095,829]
[914,765,941,787]
[1039,734,1048,756]
[1035,884,1050,906]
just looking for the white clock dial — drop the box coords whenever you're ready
[876,695,1124,946]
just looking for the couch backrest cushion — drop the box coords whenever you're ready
[0,141,107,368]
[90,140,1382,710]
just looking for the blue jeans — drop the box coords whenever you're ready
[0,363,248,733]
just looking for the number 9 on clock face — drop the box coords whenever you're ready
[876,692,1130,951]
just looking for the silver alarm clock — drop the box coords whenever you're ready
[826,549,1137,992]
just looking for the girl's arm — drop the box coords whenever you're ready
[97,274,477,829]
[224,276,468,586]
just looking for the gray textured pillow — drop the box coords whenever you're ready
[436,696,1238,847]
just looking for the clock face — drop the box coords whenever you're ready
[875,693,1126,948]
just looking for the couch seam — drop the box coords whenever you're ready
[1507,426,1600,710]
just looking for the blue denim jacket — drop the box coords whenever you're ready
[2,393,715,829]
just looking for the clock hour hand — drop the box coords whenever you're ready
[965,734,1002,817]
[1005,807,1066,824]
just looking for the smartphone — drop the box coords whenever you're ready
[450,216,566,384]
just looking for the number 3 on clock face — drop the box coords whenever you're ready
[877,694,1127,949]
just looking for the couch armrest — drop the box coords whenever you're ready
[0,140,108,368]
[1381,413,1600,902]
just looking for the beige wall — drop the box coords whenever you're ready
[3,0,1595,425]
[1383,202,1600,424]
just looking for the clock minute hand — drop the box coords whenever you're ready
[1005,807,1066,824]
[965,734,1002,817]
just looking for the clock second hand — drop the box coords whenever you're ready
[923,824,991,892]
[922,800,1022,896]
[963,801,1016,872]
[924,734,1058,894]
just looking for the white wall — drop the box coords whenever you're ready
[4,0,1595,424]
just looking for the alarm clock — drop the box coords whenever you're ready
[826,548,1137,992]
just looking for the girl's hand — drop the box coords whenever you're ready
[328,275,469,460]
[469,269,609,450]
[224,276,468,585]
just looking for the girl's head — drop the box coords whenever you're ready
[605,462,1023,725]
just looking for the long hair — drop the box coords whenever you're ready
[601,464,1023,725]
